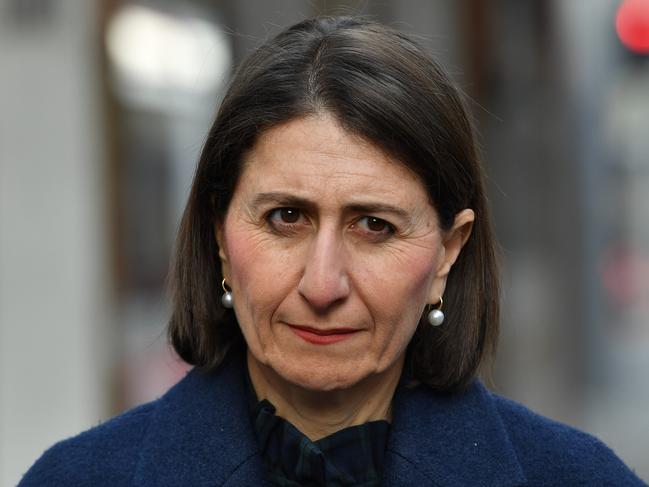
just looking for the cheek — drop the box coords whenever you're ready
[225,228,271,301]
[360,246,440,308]
[359,247,440,343]
[224,228,262,284]
[223,224,300,319]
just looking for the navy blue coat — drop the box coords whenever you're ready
[20,348,646,486]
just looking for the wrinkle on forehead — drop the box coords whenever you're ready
[245,116,422,184]
[236,115,437,228]
[247,114,415,175]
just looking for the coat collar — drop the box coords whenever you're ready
[133,344,270,486]
[134,346,525,486]
[385,378,527,486]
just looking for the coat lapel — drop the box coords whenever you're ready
[133,345,525,487]
[133,346,270,487]
[384,380,527,487]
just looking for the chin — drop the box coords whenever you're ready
[284,370,365,392]
[270,353,373,392]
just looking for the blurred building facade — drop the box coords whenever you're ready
[1,0,648,485]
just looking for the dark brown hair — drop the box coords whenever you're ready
[168,16,499,392]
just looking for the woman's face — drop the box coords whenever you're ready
[217,115,472,392]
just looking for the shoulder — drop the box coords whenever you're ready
[18,350,259,487]
[491,392,646,485]
[19,401,156,486]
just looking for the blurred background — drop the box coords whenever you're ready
[1,0,648,484]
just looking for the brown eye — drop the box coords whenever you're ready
[356,216,395,238]
[280,208,300,223]
[367,217,387,232]
[267,207,303,231]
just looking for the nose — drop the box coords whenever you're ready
[297,225,350,312]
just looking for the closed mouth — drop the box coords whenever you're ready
[287,324,359,345]
[287,324,358,336]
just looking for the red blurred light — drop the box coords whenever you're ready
[616,0,649,54]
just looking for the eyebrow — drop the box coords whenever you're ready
[251,191,411,221]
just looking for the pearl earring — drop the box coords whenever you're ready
[427,297,444,326]
[221,279,233,309]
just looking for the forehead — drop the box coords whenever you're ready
[237,115,430,207]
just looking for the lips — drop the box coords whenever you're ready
[287,324,360,345]
[290,325,357,335]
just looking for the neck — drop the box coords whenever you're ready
[247,350,404,441]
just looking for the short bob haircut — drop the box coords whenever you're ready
[168,16,499,393]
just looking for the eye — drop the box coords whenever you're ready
[266,207,306,233]
[364,216,389,232]
[271,207,300,223]
[355,216,395,238]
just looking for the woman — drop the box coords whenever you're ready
[21,16,645,486]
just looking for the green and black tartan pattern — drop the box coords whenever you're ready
[246,374,390,486]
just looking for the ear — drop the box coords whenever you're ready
[428,208,475,302]
[214,221,230,281]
